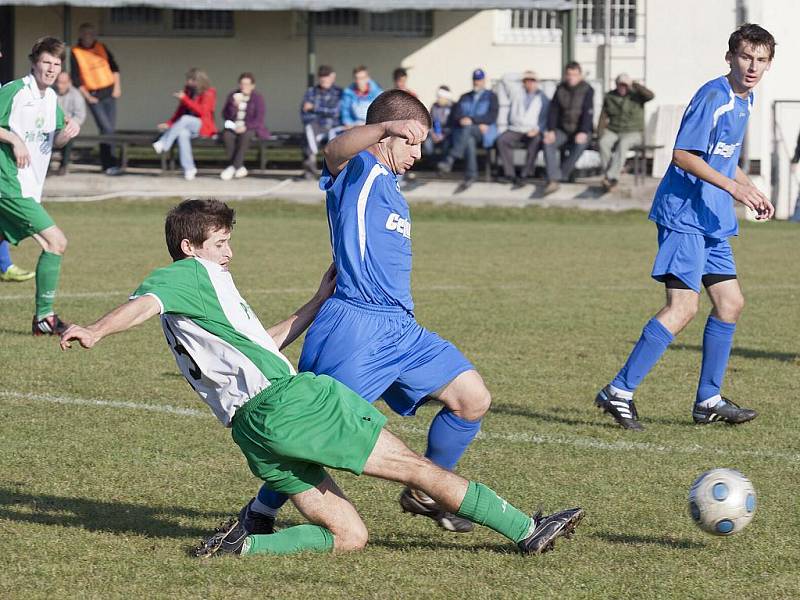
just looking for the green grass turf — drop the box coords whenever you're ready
[1,199,798,599]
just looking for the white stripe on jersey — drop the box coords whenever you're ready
[357,163,389,260]
[711,89,735,129]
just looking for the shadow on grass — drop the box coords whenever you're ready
[671,343,798,363]
[0,327,34,337]
[0,487,229,539]
[592,531,705,549]
[491,404,620,430]
[370,533,513,554]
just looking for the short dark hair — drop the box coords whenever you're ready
[238,72,255,83]
[29,37,65,63]
[353,65,368,75]
[393,67,408,81]
[165,199,236,261]
[728,23,776,59]
[565,61,582,73]
[366,89,432,129]
[318,64,334,77]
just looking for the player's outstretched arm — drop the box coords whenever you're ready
[323,120,427,176]
[60,295,161,350]
[267,263,336,350]
[672,150,773,219]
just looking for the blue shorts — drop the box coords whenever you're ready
[651,225,737,293]
[298,296,474,416]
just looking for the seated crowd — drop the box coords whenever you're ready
[55,27,656,189]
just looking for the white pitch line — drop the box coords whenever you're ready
[2,389,798,464]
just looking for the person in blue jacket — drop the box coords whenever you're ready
[340,65,383,128]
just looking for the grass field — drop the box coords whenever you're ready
[1,199,798,599]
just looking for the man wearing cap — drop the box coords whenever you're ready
[598,73,655,191]
[496,70,549,188]
[438,68,498,189]
[542,62,594,195]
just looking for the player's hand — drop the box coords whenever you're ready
[62,120,81,141]
[157,122,170,132]
[112,84,122,99]
[543,130,556,145]
[575,132,589,145]
[302,101,314,112]
[731,181,772,219]
[384,120,427,146]
[60,324,98,350]
[85,94,99,105]
[173,91,186,100]
[478,124,489,134]
[12,139,31,169]
[314,263,337,301]
[527,128,539,138]
[459,117,473,127]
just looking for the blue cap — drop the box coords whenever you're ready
[472,68,486,81]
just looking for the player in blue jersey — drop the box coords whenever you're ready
[595,24,775,430]
[235,90,494,534]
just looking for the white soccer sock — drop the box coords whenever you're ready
[696,394,722,409]
[608,384,633,401]
[251,496,279,518]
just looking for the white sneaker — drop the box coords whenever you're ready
[152,140,165,154]
[234,167,248,179]
[220,166,236,181]
[184,168,197,181]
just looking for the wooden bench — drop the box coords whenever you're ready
[631,144,665,185]
[73,130,305,173]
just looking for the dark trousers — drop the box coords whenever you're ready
[59,139,75,169]
[543,128,588,182]
[447,125,483,180]
[223,129,256,169]
[496,130,542,178]
[88,94,117,170]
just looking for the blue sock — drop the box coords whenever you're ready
[611,317,675,393]
[696,316,736,403]
[0,241,12,273]
[256,485,289,514]
[424,408,482,471]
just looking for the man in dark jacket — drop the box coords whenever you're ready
[300,65,343,178]
[542,62,594,194]
[438,69,499,188]
[598,73,655,191]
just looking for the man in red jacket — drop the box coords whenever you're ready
[152,68,217,180]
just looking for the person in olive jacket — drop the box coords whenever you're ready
[598,73,655,191]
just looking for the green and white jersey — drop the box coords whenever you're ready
[0,74,64,202]
[131,257,296,426]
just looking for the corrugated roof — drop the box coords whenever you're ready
[5,0,574,11]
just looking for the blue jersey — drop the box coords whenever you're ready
[320,151,413,312]
[649,77,753,239]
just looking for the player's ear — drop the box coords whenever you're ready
[180,238,195,257]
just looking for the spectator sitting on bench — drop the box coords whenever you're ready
[423,85,454,158]
[598,73,655,192]
[300,65,343,179]
[438,68,499,189]
[54,71,87,176]
[152,68,217,181]
[542,61,594,195]
[496,70,549,188]
[220,72,268,181]
[340,65,382,129]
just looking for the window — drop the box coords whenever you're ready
[495,1,637,45]
[300,10,432,38]
[103,7,234,37]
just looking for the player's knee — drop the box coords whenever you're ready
[44,230,68,254]
[717,294,745,322]
[463,388,492,421]
[333,520,369,552]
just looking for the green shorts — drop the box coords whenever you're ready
[0,197,55,245]
[231,372,387,496]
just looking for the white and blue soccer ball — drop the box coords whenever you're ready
[688,468,756,536]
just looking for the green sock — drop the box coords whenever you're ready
[241,524,334,555]
[456,481,534,543]
[35,251,62,319]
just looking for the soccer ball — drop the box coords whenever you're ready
[688,468,756,535]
